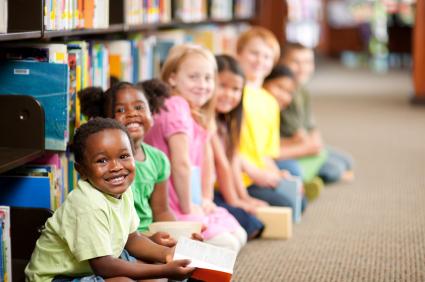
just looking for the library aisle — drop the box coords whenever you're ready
[233,59,425,281]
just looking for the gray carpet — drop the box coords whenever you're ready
[233,61,425,281]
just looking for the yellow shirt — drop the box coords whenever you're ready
[239,85,280,186]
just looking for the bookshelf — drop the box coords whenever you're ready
[0,95,44,174]
[412,0,425,104]
[0,0,260,281]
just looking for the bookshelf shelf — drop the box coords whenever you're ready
[42,24,126,38]
[0,95,45,174]
[0,148,44,175]
[0,31,42,42]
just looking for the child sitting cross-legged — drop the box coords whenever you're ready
[25,118,194,281]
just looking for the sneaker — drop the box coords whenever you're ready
[304,177,324,202]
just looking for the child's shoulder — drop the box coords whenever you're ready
[165,95,190,110]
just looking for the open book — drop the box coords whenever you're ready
[173,237,237,282]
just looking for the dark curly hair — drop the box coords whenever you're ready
[136,78,170,114]
[78,81,140,118]
[71,117,134,164]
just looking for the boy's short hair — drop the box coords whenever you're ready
[236,26,280,64]
[71,117,134,164]
[281,42,310,60]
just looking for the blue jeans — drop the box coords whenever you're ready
[319,147,353,183]
[275,159,302,177]
[52,250,137,281]
[247,181,307,212]
[214,191,264,239]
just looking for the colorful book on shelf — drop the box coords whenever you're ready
[0,61,70,151]
[0,206,11,282]
[0,176,51,209]
[0,163,65,210]
[173,237,237,282]
[0,43,68,64]
[0,0,7,34]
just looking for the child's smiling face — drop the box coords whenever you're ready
[215,70,244,114]
[237,36,275,83]
[264,76,296,109]
[114,88,153,143]
[78,128,135,198]
[168,53,216,108]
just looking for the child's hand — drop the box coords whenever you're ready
[163,259,195,280]
[191,232,204,241]
[190,203,205,216]
[150,231,177,247]
[247,196,269,208]
[201,198,217,214]
[279,169,293,179]
[254,170,281,188]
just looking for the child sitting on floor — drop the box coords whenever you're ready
[264,64,325,201]
[280,42,354,184]
[25,118,194,281]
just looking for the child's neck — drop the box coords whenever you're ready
[133,139,146,161]
[246,78,264,89]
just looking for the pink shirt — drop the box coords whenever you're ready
[145,95,239,239]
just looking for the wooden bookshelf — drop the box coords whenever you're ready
[0,95,45,174]
[412,0,425,104]
[0,0,258,174]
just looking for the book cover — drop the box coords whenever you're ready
[0,206,11,282]
[0,61,70,151]
[275,177,303,223]
[0,176,52,209]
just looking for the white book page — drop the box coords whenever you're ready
[173,237,237,274]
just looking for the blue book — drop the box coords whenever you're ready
[276,178,303,223]
[191,166,202,205]
[0,61,69,151]
[0,176,51,209]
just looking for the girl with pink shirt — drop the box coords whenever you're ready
[144,43,247,252]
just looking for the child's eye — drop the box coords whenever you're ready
[120,153,131,159]
[96,158,107,164]
[134,104,145,111]
[115,107,125,113]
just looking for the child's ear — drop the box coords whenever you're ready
[75,162,88,180]
[168,73,177,88]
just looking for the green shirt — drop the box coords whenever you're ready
[25,180,139,282]
[133,143,170,232]
[280,86,316,138]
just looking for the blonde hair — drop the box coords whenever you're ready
[161,43,217,129]
[236,26,280,64]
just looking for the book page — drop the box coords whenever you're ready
[173,237,237,274]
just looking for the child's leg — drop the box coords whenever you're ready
[213,191,265,239]
[319,147,354,183]
[232,225,248,247]
[205,231,243,252]
[247,185,293,207]
[275,159,302,177]
[327,147,354,170]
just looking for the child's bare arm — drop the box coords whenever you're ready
[89,254,194,280]
[150,181,176,222]
[168,133,193,214]
[279,129,322,159]
[240,156,281,188]
[125,231,170,263]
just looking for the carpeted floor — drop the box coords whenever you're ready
[232,60,425,281]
